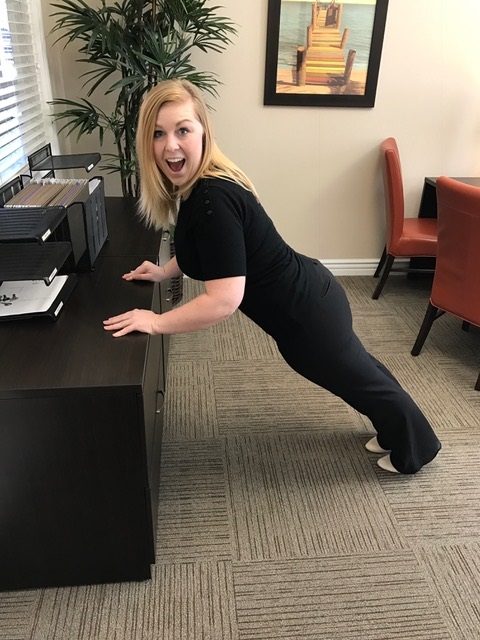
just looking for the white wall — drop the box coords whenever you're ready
[42,0,480,267]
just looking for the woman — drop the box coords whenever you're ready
[104,79,441,474]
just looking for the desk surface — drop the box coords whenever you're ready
[425,176,480,188]
[0,197,163,394]
[101,196,163,258]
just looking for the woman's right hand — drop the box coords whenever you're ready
[122,260,164,283]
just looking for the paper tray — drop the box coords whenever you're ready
[0,207,66,243]
[0,274,77,321]
[0,242,72,284]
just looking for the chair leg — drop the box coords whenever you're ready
[372,253,395,299]
[411,302,439,356]
[462,322,478,390]
[373,247,387,278]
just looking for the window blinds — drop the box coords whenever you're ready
[0,0,50,185]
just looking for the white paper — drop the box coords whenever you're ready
[0,276,69,317]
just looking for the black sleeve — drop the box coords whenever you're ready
[187,181,247,281]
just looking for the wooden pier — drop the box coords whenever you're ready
[297,2,356,87]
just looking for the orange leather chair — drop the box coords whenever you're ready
[411,176,480,390]
[372,138,438,299]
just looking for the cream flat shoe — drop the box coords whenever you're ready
[377,454,400,473]
[365,436,391,454]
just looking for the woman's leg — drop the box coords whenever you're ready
[277,275,441,474]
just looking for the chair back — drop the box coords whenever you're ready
[432,176,480,325]
[380,137,405,252]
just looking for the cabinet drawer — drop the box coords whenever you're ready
[0,391,151,590]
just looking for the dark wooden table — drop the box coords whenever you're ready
[0,197,171,591]
[419,176,480,218]
[412,177,480,271]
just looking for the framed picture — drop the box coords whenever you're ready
[264,0,389,108]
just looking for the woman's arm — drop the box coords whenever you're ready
[103,275,245,337]
[122,256,183,283]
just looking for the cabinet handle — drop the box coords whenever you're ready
[155,390,165,413]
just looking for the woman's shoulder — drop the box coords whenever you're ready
[198,177,259,209]
[198,176,245,194]
[183,177,244,211]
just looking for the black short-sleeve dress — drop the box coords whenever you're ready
[173,177,441,474]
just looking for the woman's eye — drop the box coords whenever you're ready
[153,130,164,138]
[178,127,189,135]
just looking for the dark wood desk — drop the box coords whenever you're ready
[413,177,480,272]
[0,198,172,591]
[419,176,480,218]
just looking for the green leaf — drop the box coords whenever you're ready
[49,0,237,195]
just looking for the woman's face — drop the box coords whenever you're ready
[153,98,204,186]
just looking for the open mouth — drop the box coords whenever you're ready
[166,159,185,173]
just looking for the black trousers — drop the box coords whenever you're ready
[275,266,441,474]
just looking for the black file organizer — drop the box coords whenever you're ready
[1,177,108,273]
[0,206,72,281]
[0,176,24,208]
[0,206,66,244]
[25,144,108,271]
[39,176,109,272]
[0,206,77,321]
[82,176,108,268]
[0,145,107,319]
[0,242,73,285]
[28,143,101,177]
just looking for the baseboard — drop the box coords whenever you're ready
[322,258,409,276]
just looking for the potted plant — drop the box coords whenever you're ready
[49,0,237,198]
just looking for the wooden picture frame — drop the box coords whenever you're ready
[264,0,389,108]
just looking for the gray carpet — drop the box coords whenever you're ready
[2,275,480,640]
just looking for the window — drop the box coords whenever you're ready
[0,0,53,185]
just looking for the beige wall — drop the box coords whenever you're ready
[41,0,480,268]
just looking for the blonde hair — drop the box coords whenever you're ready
[136,79,258,229]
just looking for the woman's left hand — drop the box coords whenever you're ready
[103,309,159,337]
